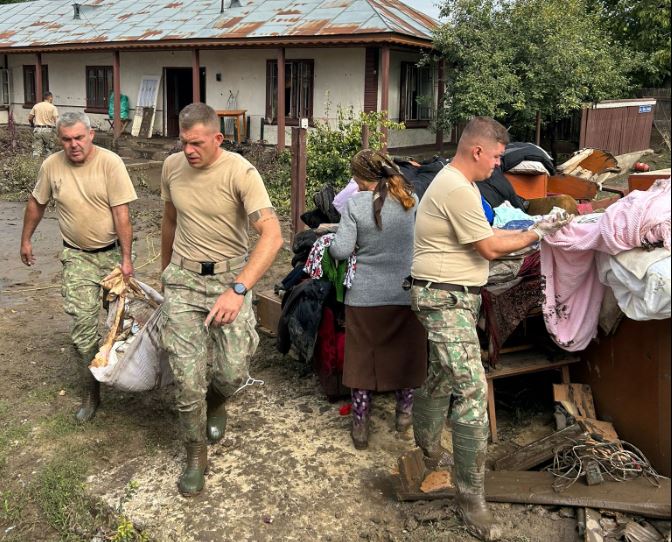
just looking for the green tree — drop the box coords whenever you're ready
[434,0,636,138]
[0,0,29,4]
[589,0,671,87]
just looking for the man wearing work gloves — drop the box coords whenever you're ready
[20,111,136,424]
[409,116,571,541]
[160,103,283,497]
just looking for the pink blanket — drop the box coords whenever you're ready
[541,178,671,351]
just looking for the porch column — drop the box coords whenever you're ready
[380,46,390,151]
[277,47,286,151]
[35,52,43,104]
[113,50,122,140]
[192,48,200,103]
[436,60,445,152]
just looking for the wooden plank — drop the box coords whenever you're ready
[584,508,604,542]
[494,424,586,471]
[504,172,547,199]
[547,174,599,200]
[397,448,427,495]
[553,384,597,419]
[255,289,282,336]
[394,471,671,519]
[486,351,581,381]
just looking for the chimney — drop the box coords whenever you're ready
[220,0,243,12]
[73,3,81,19]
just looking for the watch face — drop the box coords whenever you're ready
[233,282,247,295]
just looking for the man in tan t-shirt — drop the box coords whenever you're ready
[160,103,282,497]
[408,117,571,541]
[20,111,136,424]
[28,91,59,157]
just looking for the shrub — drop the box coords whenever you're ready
[0,154,41,200]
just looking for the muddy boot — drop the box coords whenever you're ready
[75,349,100,424]
[394,389,414,432]
[412,390,453,469]
[206,387,227,444]
[453,422,501,541]
[351,389,372,450]
[178,441,208,497]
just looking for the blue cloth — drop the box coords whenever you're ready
[501,219,535,230]
[481,195,495,225]
[493,203,535,228]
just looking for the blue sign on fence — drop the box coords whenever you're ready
[639,105,653,114]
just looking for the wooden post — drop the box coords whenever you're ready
[436,60,445,152]
[35,52,43,105]
[277,48,286,151]
[380,46,390,151]
[361,124,370,149]
[113,50,121,141]
[191,48,200,103]
[535,110,542,146]
[290,127,307,237]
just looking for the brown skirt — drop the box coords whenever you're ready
[343,305,428,392]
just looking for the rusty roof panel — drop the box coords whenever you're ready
[0,0,437,49]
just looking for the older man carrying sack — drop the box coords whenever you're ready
[410,117,571,541]
[160,103,283,497]
[20,111,136,423]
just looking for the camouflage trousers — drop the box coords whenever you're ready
[32,127,56,157]
[60,247,122,359]
[410,286,488,426]
[161,263,260,443]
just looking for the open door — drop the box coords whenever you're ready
[164,67,206,137]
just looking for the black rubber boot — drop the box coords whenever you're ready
[206,387,227,444]
[178,441,208,497]
[75,349,100,424]
[412,390,453,469]
[452,422,501,541]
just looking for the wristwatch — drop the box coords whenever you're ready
[232,282,248,296]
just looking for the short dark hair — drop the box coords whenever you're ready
[460,116,510,146]
[43,91,53,100]
[179,103,219,132]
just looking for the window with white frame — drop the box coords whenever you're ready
[399,62,433,126]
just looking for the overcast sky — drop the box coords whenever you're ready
[402,0,443,20]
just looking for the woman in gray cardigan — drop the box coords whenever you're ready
[329,150,427,450]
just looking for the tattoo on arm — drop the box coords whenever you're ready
[248,207,276,225]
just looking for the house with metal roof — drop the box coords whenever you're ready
[0,0,443,149]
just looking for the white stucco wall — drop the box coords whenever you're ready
[4,46,436,148]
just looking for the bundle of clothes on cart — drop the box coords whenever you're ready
[275,142,671,398]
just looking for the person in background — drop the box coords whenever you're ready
[410,116,571,540]
[329,150,427,450]
[28,91,59,157]
[20,111,136,423]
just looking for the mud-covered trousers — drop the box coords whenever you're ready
[410,286,488,427]
[32,127,55,157]
[60,247,122,359]
[161,263,260,443]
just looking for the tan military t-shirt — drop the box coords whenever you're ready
[30,101,58,127]
[32,147,137,249]
[161,150,273,262]
[412,165,493,287]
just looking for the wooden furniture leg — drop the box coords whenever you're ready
[487,381,498,443]
[561,365,571,384]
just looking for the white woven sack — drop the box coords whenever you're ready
[90,281,173,392]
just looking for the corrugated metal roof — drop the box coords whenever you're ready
[0,0,437,50]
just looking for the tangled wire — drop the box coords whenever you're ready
[547,435,664,492]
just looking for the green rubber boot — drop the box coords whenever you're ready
[75,348,100,424]
[452,422,501,541]
[206,387,227,444]
[412,390,453,469]
[178,441,208,497]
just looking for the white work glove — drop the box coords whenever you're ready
[532,211,574,240]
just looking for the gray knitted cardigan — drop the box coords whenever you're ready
[329,191,417,307]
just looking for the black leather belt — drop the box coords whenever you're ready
[63,240,119,253]
[34,125,53,128]
[410,278,481,295]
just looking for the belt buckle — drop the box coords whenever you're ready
[200,262,215,276]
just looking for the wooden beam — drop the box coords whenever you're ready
[191,48,200,103]
[112,50,121,140]
[35,52,43,104]
[290,127,307,237]
[380,45,390,151]
[436,60,444,151]
[277,47,286,151]
[494,424,586,472]
[394,471,672,519]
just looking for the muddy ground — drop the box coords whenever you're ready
[2,142,670,542]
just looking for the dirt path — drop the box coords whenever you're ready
[0,192,581,542]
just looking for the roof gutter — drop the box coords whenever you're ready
[0,33,434,54]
